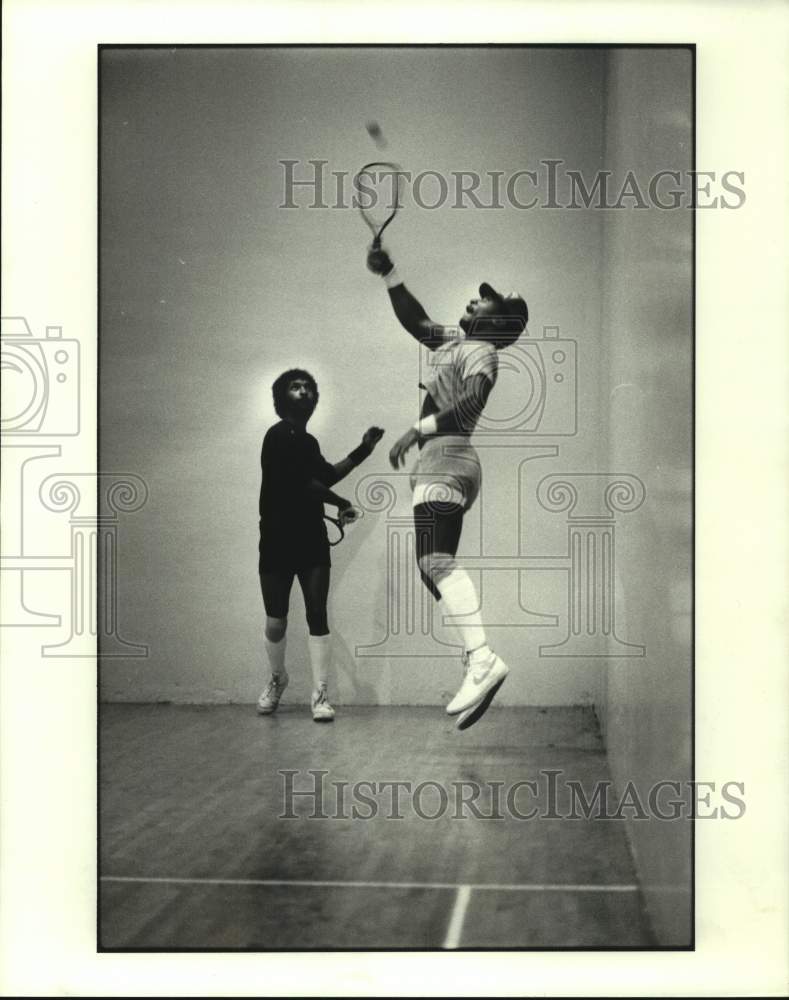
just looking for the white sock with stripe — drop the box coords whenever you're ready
[436,568,490,662]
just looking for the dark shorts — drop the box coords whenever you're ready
[413,502,464,559]
[258,521,331,574]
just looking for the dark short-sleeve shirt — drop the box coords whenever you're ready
[258,420,336,571]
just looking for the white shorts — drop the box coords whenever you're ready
[409,435,482,511]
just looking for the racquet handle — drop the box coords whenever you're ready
[372,236,381,249]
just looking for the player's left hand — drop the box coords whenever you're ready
[389,427,419,469]
[362,426,385,451]
[339,505,362,526]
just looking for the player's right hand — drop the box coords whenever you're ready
[367,246,394,276]
[389,426,419,469]
[362,426,385,451]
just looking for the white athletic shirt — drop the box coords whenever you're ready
[421,329,499,423]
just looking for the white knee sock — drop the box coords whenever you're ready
[308,633,332,690]
[265,635,287,678]
[436,568,489,660]
[437,596,462,646]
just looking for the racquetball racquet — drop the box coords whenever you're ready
[354,161,403,248]
[324,505,364,546]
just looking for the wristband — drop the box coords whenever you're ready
[347,442,371,466]
[384,266,403,290]
[413,414,438,437]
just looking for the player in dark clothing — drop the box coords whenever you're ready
[257,368,383,721]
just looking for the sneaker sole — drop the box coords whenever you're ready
[456,677,506,731]
[446,662,509,715]
[312,714,335,723]
[256,705,278,715]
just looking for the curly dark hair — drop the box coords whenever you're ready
[272,368,319,418]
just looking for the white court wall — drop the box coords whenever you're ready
[98,47,615,704]
[596,48,693,945]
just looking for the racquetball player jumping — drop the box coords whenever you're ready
[366,245,528,730]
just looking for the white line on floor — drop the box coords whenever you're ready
[443,884,471,949]
[101,875,640,893]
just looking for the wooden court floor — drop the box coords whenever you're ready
[99,704,655,949]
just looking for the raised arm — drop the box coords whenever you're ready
[328,427,385,484]
[308,427,385,493]
[367,246,445,349]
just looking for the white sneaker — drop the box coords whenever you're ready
[311,687,336,722]
[256,673,289,715]
[446,649,509,715]
[456,676,507,730]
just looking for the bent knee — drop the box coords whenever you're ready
[417,551,456,586]
[265,616,288,642]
